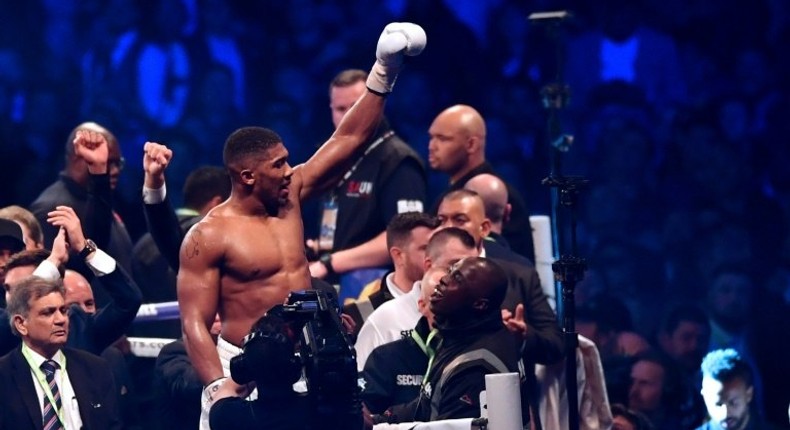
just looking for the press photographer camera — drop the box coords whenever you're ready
[209,290,363,430]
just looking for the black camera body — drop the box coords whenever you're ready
[233,289,362,429]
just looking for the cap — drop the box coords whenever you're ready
[0,218,25,252]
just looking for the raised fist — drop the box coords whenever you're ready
[375,22,427,66]
[74,129,109,173]
[143,141,173,189]
[367,22,426,94]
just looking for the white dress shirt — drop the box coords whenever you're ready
[354,281,423,371]
[23,344,83,430]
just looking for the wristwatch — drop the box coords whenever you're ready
[319,253,336,277]
[79,239,97,259]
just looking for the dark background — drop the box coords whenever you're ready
[1,0,789,426]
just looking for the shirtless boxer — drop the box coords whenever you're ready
[175,22,426,426]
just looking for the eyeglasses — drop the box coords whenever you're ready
[108,157,126,171]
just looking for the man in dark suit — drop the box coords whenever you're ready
[1,207,142,356]
[0,276,122,429]
[29,123,135,307]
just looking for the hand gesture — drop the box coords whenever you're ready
[47,227,69,267]
[74,129,109,173]
[340,313,356,336]
[47,206,87,253]
[502,303,528,339]
[143,141,173,189]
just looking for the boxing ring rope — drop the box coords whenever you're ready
[127,301,180,357]
[126,301,523,429]
[134,300,181,322]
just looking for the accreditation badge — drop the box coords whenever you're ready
[319,196,338,251]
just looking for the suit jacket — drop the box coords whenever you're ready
[30,173,134,306]
[151,340,202,430]
[132,197,199,338]
[0,346,122,430]
[0,266,142,357]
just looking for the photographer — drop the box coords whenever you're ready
[208,312,309,430]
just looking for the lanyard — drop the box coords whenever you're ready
[332,130,395,194]
[21,344,67,426]
[411,328,440,388]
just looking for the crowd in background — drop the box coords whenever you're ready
[1,0,790,428]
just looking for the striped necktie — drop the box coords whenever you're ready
[40,360,65,430]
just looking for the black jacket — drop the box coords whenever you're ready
[30,173,135,300]
[151,340,202,430]
[0,265,142,356]
[387,311,521,422]
[361,317,437,414]
[0,346,122,430]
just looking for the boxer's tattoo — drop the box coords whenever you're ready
[186,229,201,259]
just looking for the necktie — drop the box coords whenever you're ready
[40,360,65,430]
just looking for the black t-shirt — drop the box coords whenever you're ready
[361,318,434,414]
[321,129,426,252]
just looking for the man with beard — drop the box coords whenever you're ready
[697,349,776,430]
[658,304,711,428]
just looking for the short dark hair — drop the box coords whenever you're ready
[183,166,231,210]
[7,276,65,337]
[0,206,43,246]
[223,127,283,170]
[386,212,439,249]
[701,348,753,386]
[426,227,476,260]
[632,350,682,408]
[660,303,709,336]
[3,249,50,274]
[330,69,367,90]
[611,403,654,430]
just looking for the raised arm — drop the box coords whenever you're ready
[74,129,113,249]
[141,142,183,270]
[296,23,426,200]
[47,205,143,351]
[177,222,224,385]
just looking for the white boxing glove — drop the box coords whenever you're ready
[367,22,426,94]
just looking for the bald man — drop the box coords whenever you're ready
[30,123,135,305]
[360,266,445,414]
[464,173,511,247]
[374,257,521,422]
[428,105,533,260]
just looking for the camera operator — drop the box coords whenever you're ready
[208,312,309,430]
